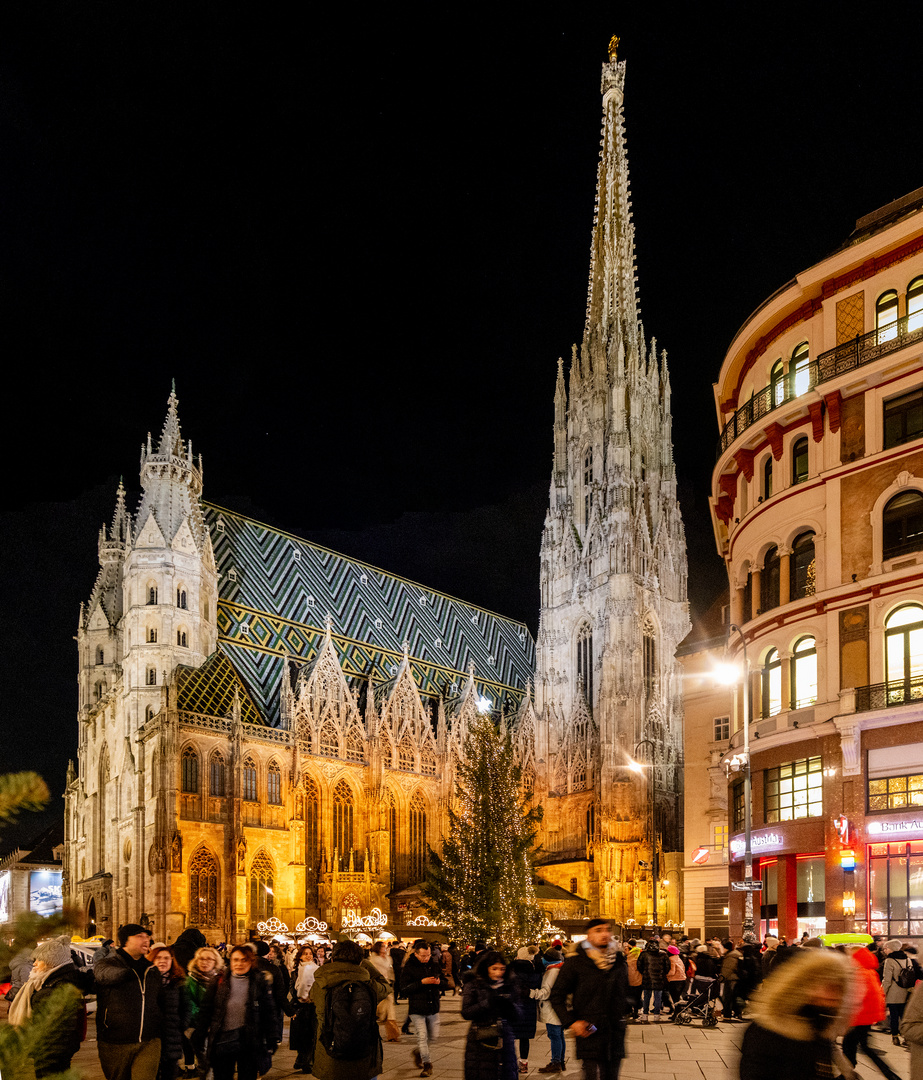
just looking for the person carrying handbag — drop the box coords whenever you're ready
[461,952,521,1080]
[364,941,401,1043]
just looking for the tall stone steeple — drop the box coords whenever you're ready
[534,41,690,925]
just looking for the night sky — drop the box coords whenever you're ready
[1,6,920,838]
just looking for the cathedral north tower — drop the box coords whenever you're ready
[533,43,690,924]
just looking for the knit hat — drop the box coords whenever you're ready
[552,938,562,948]
[516,946,534,960]
[117,923,149,946]
[544,948,562,962]
[886,939,904,953]
[667,945,680,955]
[33,935,72,968]
[802,937,823,949]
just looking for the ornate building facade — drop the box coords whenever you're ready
[64,48,688,941]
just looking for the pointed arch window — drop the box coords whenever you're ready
[96,647,105,665]
[345,729,363,762]
[177,630,187,647]
[583,449,594,525]
[243,756,258,802]
[145,704,155,723]
[147,668,157,685]
[791,636,818,709]
[210,751,226,797]
[420,744,436,776]
[522,761,535,796]
[909,277,923,333]
[572,752,587,792]
[792,436,809,485]
[790,531,816,600]
[761,546,781,612]
[383,788,397,890]
[762,648,783,717]
[409,791,427,883]
[340,892,361,921]
[576,623,593,704]
[399,736,415,772]
[643,625,657,698]
[883,490,923,560]
[249,852,274,922]
[320,720,339,758]
[148,585,158,605]
[181,747,199,794]
[148,627,158,643]
[177,588,187,609]
[267,760,282,805]
[877,289,899,344]
[303,774,320,875]
[188,847,218,926]
[586,802,596,843]
[333,780,354,860]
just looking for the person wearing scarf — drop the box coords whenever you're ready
[8,934,88,1078]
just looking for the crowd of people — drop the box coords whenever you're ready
[5,920,923,1080]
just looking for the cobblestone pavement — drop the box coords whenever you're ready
[66,991,911,1080]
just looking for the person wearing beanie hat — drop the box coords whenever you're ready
[7,935,90,1077]
[510,947,542,1072]
[95,923,163,1078]
[882,939,913,1043]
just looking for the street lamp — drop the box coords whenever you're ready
[629,737,659,930]
[715,623,755,935]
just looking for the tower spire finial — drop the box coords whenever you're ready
[608,34,619,61]
[157,384,183,458]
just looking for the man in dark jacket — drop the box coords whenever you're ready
[250,940,288,1041]
[635,939,669,1021]
[94,923,163,1080]
[401,939,448,1077]
[550,918,628,1080]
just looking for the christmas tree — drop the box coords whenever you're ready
[422,711,543,949]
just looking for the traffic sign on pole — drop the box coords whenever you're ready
[731,880,763,892]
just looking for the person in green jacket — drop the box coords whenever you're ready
[310,939,389,1080]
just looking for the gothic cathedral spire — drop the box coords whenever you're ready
[534,45,690,926]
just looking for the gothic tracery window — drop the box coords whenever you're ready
[188,846,218,926]
[181,746,199,794]
[333,779,354,861]
[383,787,397,889]
[267,760,282,805]
[576,623,593,704]
[243,756,258,802]
[320,720,339,758]
[583,449,594,525]
[210,751,226,797]
[399,735,415,772]
[420,744,436,776]
[249,851,274,922]
[643,621,657,698]
[345,728,363,762]
[304,774,320,875]
[409,791,427,883]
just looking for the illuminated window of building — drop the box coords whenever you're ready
[181,746,199,794]
[249,852,274,922]
[792,436,809,485]
[209,751,226,797]
[883,492,923,561]
[570,877,578,893]
[885,604,923,703]
[743,572,752,620]
[642,625,656,698]
[909,278,923,333]
[791,637,817,709]
[790,531,816,600]
[243,757,258,802]
[764,756,823,822]
[267,761,282,805]
[409,792,427,883]
[586,802,596,842]
[188,846,218,926]
[791,342,811,397]
[572,752,587,791]
[346,729,363,762]
[877,289,899,343]
[770,359,784,406]
[333,779,354,858]
[761,648,782,717]
[577,623,594,704]
[714,824,729,853]
[869,841,923,940]
[304,774,320,873]
[384,787,397,889]
[884,389,923,450]
[868,773,923,811]
[763,455,773,500]
[761,547,780,612]
[713,716,730,741]
[341,892,361,922]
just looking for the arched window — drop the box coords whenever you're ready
[583,449,594,524]
[761,546,781,612]
[320,720,338,757]
[399,736,415,772]
[883,490,923,560]
[148,585,158,605]
[147,668,157,685]
[145,704,155,723]
[345,729,363,762]
[791,637,818,709]
[792,436,809,485]
[877,289,899,343]
[210,752,226,797]
[340,892,361,921]
[96,646,105,665]
[384,787,397,889]
[94,681,105,702]
[909,277,923,333]
[791,342,811,397]
[177,630,187,647]
[572,751,587,791]
[249,852,274,922]
[770,359,784,406]
[181,747,199,793]
[243,756,258,802]
[522,762,535,796]
[762,455,773,500]
[420,745,436,776]
[409,791,427,883]
[642,624,656,698]
[885,605,923,704]
[304,774,320,875]
[148,627,158,643]
[188,847,218,926]
[586,802,596,842]
[333,780,354,859]
[790,532,816,600]
[267,760,282,805]
[577,623,593,703]
[177,588,187,609]
[762,648,782,717]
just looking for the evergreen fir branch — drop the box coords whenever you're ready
[0,982,83,1080]
[0,772,50,823]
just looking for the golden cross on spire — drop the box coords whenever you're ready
[608,35,620,61]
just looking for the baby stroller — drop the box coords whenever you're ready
[670,976,720,1027]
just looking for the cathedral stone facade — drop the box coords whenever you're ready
[64,50,688,941]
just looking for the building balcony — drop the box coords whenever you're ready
[717,314,923,458]
[856,675,923,714]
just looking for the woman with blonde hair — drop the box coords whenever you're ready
[186,947,225,1077]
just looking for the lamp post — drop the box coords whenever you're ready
[717,623,755,936]
[630,738,658,930]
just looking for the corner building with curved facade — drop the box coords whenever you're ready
[712,187,923,941]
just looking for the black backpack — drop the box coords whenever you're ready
[320,978,379,1060]
[897,959,921,989]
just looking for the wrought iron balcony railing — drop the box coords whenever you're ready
[717,314,923,457]
[855,674,923,713]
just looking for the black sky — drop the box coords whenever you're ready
[1,5,920,833]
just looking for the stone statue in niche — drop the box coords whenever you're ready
[237,837,247,875]
[170,831,182,873]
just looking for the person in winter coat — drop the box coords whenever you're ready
[365,940,401,1043]
[624,944,642,1020]
[664,946,686,1012]
[401,939,448,1076]
[899,978,923,1079]
[171,928,207,973]
[149,946,191,1080]
[692,944,718,980]
[509,946,542,1072]
[882,939,914,1043]
[7,935,90,1078]
[842,945,899,1080]
[739,948,854,1080]
[94,923,164,1080]
[4,947,34,1002]
[309,938,388,1080]
[187,948,224,1077]
[530,947,566,1073]
[194,944,278,1080]
[719,939,743,1021]
[461,951,521,1080]
[549,918,628,1080]
[291,946,319,1073]
[760,936,779,981]
[635,939,669,1021]
[251,940,289,1041]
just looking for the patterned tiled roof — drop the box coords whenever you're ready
[176,649,263,726]
[205,504,536,726]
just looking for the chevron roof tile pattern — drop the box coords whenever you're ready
[204,504,536,727]
[176,650,263,726]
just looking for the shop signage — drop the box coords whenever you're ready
[867,819,923,836]
[731,880,763,892]
[729,831,783,857]
[691,847,710,865]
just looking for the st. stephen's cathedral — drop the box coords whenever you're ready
[65,47,689,943]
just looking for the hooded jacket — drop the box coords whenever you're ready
[94,949,163,1044]
[636,941,668,991]
[849,946,886,1027]
[309,960,386,1080]
[882,949,913,1004]
[739,949,853,1080]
